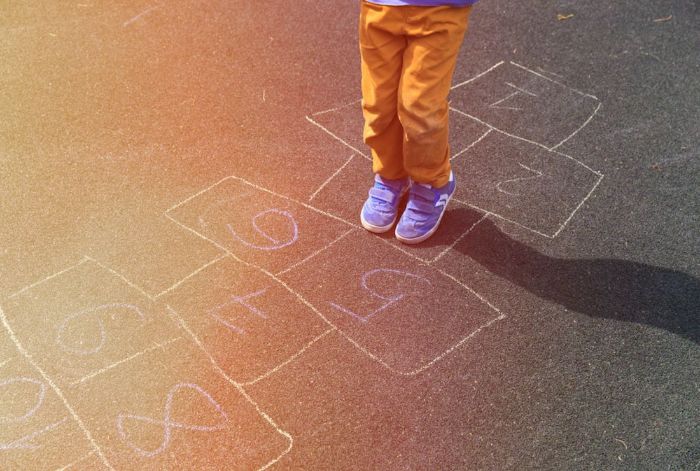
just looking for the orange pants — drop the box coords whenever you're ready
[359,1,472,187]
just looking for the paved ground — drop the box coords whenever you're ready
[0,1,698,470]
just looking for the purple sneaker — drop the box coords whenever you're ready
[360,174,410,233]
[395,172,456,244]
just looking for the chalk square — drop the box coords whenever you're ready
[309,154,487,263]
[279,231,503,374]
[0,359,91,470]
[450,62,600,148]
[162,256,329,384]
[451,130,603,237]
[308,99,490,160]
[2,260,181,388]
[65,340,290,470]
[166,176,351,274]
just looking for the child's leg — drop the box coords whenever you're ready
[359,2,408,180]
[399,5,472,188]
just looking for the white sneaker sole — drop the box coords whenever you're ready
[360,211,397,233]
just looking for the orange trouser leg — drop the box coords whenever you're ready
[400,5,472,187]
[359,2,472,187]
[359,2,408,180]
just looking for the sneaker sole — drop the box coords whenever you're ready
[395,191,454,245]
[360,212,397,233]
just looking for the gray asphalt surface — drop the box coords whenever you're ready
[0,1,698,469]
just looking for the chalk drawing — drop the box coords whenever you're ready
[208,288,269,335]
[0,377,46,423]
[329,269,431,323]
[117,382,228,458]
[165,175,507,375]
[226,209,299,251]
[0,377,68,451]
[55,303,146,356]
[495,163,544,196]
[0,307,114,468]
[164,305,294,470]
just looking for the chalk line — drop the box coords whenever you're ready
[1,417,68,451]
[536,66,565,79]
[239,327,336,387]
[450,105,603,174]
[123,4,160,27]
[83,256,155,301]
[0,357,13,369]
[551,172,605,238]
[275,228,355,277]
[309,154,355,202]
[309,98,362,117]
[164,306,293,471]
[165,174,507,376]
[6,256,90,300]
[451,128,492,161]
[69,337,183,386]
[154,252,229,299]
[429,213,489,264]
[54,451,96,471]
[551,101,603,151]
[451,198,556,239]
[166,175,356,231]
[305,116,371,161]
[510,61,599,100]
[0,306,115,470]
[451,61,505,89]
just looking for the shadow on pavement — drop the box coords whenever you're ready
[450,208,700,344]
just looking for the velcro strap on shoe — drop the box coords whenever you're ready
[407,199,435,216]
[369,187,396,204]
[411,185,437,203]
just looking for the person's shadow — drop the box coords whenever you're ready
[449,208,699,344]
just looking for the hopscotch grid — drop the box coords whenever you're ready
[305,116,372,161]
[0,306,115,470]
[163,173,509,376]
[239,327,336,387]
[69,337,183,386]
[309,154,356,202]
[164,305,294,471]
[5,256,90,300]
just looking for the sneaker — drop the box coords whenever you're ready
[395,172,456,244]
[360,174,410,233]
